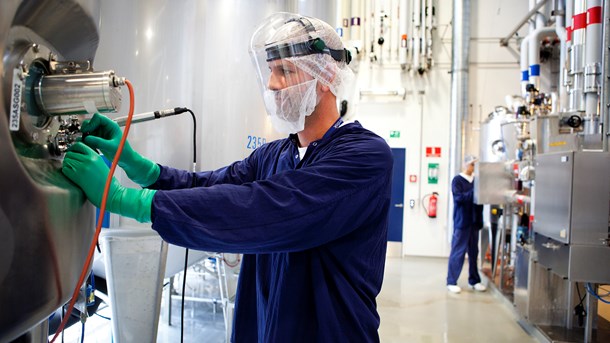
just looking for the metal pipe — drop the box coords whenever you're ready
[500,0,549,46]
[216,256,228,334]
[602,0,610,151]
[115,108,187,127]
[528,0,537,34]
[361,1,370,57]
[528,27,558,91]
[530,0,546,29]
[34,71,123,116]
[399,0,408,67]
[413,0,421,71]
[170,295,222,304]
[359,88,408,99]
[534,0,548,29]
[509,205,517,268]
[417,92,425,214]
[492,205,505,282]
[27,320,49,343]
[566,0,573,32]
[408,0,415,69]
[498,205,508,291]
[564,0,574,108]
[519,0,540,96]
[448,0,470,234]
[425,0,434,68]
[420,0,427,72]
[584,0,602,134]
[569,0,587,114]
[551,91,559,113]
[585,287,594,342]
[391,0,399,61]
[167,276,173,326]
[554,0,568,112]
[506,192,531,204]
[521,35,530,97]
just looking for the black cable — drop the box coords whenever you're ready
[187,109,197,168]
[80,321,85,343]
[181,108,197,343]
[574,282,588,326]
[181,248,189,343]
[576,282,586,306]
[61,306,65,343]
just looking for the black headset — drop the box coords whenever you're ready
[265,17,352,65]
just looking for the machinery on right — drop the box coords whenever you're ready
[475,1,610,342]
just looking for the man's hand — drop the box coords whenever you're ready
[62,142,156,222]
[81,113,160,187]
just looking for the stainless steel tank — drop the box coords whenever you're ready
[0,1,99,341]
[479,106,522,162]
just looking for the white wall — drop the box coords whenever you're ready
[352,0,529,257]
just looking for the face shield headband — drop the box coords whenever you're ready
[265,38,352,64]
[264,17,352,65]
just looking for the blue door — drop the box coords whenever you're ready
[388,148,405,242]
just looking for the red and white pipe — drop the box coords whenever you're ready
[584,0,602,134]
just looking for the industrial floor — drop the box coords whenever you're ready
[377,256,536,343]
[60,256,537,342]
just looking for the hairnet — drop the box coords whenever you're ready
[249,12,354,98]
[463,155,478,166]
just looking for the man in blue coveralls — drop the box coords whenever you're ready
[446,155,486,294]
[62,12,393,342]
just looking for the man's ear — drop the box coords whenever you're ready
[317,64,337,94]
[318,82,331,93]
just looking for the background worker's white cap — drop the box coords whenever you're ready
[462,155,478,166]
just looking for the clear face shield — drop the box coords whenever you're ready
[249,13,352,134]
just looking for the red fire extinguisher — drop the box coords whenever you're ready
[423,192,439,218]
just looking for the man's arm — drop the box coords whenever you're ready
[150,135,393,253]
[451,176,473,204]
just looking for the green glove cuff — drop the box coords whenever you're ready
[109,187,157,223]
[119,154,161,187]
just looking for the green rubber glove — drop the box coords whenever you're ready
[81,113,160,187]
[62,142,156,223]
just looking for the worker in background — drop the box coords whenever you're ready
[446,155,486,294]
[62,12,393,343]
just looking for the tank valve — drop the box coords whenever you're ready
[47,117,83,156]
[562,115,583,128]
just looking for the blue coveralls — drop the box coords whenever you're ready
[147,120,393,343]
[446,174,484,286]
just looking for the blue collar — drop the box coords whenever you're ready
[289,117,344,146]
[322,117,343,140]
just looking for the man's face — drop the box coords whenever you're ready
[267,59,314,91]
[465,162,475,175]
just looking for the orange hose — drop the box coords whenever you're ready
[50,80,136,343]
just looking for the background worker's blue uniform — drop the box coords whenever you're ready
[446,174,484,286]
[146,121,393,343]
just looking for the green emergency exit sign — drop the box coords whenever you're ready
[390,130,400,138]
